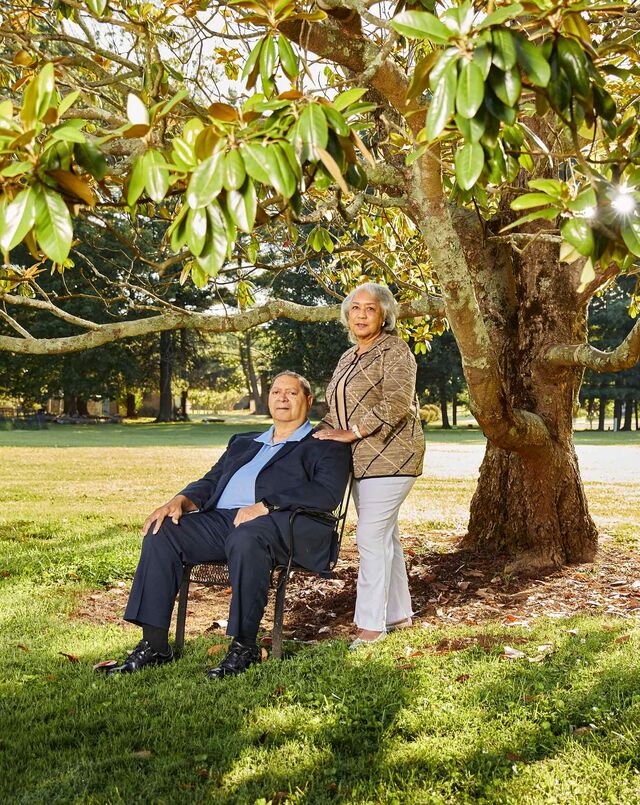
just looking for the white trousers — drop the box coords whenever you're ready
[352,475,415,631]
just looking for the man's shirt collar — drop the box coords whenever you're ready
[255,419,312,445]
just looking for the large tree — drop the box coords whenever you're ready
[1,0,640,569]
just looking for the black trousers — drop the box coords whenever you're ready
[124,509,290,642]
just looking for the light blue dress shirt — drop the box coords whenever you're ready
[215,420,313,510]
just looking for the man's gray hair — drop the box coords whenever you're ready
[271,371,312,397]
[340,282,398,343]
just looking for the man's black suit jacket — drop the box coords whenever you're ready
[179,430,352,572]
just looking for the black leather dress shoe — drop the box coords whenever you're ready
[207,639,261,679]
[106,640,174,675]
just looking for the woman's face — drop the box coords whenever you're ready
[348,290,385,342]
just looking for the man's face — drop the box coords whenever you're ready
[268,376,312,428]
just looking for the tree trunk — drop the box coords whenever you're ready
[179,389,189,421]
[458,218,597,571]
[439,383,450,429]
[126,393,137,418]
[586,397,594,428]
[613,398,622,431]
[598,397,607,431]
[156,330,175,423]
[622,397,633,431]
[243,333,269,414]
[635,400,639,431]
[259,371,270,413]
[76,397,88,417]
[452,394,458,427]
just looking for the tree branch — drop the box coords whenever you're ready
[545,317,640,372]
[0,295,443,354]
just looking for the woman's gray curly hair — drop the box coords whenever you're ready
[340,282,398,343]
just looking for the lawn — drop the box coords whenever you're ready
[1,422,640,804]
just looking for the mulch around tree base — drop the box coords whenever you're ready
[72,533,640,646]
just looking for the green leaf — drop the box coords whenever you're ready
[186,207,208,256]
[239,142,271,184]
[511,192,558,210]
[567,187,597,213]
[172,137,195,169]
[86,0,108,16]
[491,29,517,71]
[0,161,32,178]
[322,106,349,137]
[428,48,460,92]
[241,40,263,90]
[561,217,594,256]
[167,204,189,252]
[500,207,557,231]
[515,35,551,87]
[33,186,72,263]
[195,201,228,277]
[441,2,474,35]
[593,84,616,121]
[50,123,86,144]
[454,142,484,190]
[472,43,492,80]
[455,60,484,119]
[390,11,453,44]
[527,179,564,198]
[57,90,80,117]
[74,140,107,181]
[127,156,145,206]
[226,180,257,232]
[144,149,168,203]
[454,112,485,143]
[186,151,224,209]
[333,88,368,111]
[477,3,523,29]
[621,217,640,257]
[0,188,36,251]
[35,63,56,122]
[223,149,246,191]
[277,35,298,79]
[425,60,457,141]
[260,35,277,88]
[266,144,297,198]
[296,103,328,162]
[491,67,521,107]
[556,36,590,97]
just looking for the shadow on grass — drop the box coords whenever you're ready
[3,619,640,804]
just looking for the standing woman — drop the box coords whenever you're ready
[314,282,424,646]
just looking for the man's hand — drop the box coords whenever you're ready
[233,501,269,527]
[142,495,197,535]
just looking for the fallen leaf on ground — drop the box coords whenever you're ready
[133,750,153,759]
[207,644,226,656]
[456,674,470,683]
[502,646,526,660]
[615,634,630,644]
[210,619,227,629]
[261,647,268,661]
[572,726,593,736]
[16,644,30,652]
[92,659,117,671]
[59,652,80,663]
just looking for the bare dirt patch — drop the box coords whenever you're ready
[73,529,640,646]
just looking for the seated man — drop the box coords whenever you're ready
[107,371,351,679]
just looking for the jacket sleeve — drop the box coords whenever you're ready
[265,441,351,513]
[356,339,418,442]
[178,435,237,509]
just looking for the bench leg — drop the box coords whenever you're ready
[175,565,193,654]
[271,569,288,660]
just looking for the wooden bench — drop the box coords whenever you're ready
[174,479,352,659]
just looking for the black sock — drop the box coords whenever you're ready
[142,624,170,654]
[235,635,257,648]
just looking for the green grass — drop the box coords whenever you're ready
[2,427,640,803]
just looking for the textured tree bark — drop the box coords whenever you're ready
[452,395,458,427]
[458,220,597,570]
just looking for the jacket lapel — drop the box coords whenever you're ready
[258,431,312,475]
